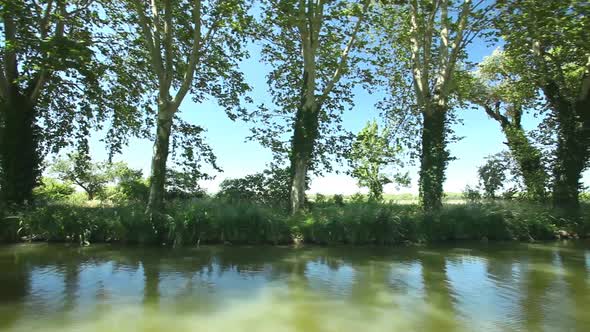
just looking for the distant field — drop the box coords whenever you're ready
[310,193,466,204]
[310,193,590,205]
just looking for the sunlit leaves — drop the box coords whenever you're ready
[251,0,372,172]
[347,120,409,201]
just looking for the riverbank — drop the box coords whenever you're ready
[2,199,588,246]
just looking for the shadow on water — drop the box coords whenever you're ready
[520,243,570,331]
[418,249,460,331]
[555,243,590,332]
[0,246,29,330]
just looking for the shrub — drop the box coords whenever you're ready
[217,168,290,208]
[330,194,345,206]
[33,178,75,202]
[462,185,482,203]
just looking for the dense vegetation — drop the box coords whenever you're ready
[3,196,590,246]
[1,163,588,245]
[1,0,589,246]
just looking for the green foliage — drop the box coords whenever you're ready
[104,164,149,203]
[217,167,290,208]
[32,177,75,202]
[6,198,587,246]
[164,169,207,201]
[298,202,420,245]
[49,156,151,203]
[314,193,327,204]
[331,194,345,206]
[478,156,507,199]
[496,0,590,209]
[462,185,482,203]
[98,0,255,212]
[347,120,409,201]
[21,204,150,245]
[50,154,112,200]
[251,0,372,171]
[470,50,539,110]
[0,0,107,205]
[371,0,493,211]
[103,177,149,204]
[166,199,292,245]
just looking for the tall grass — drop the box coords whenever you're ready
[2,198,588,245]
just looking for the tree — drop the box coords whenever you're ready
[103,164,149,203]
[470,50,548,201]
[347,120,408,201]
[164,169,206,200]
[217,167,290,207]
[0,0,104,204]
[103,0,253,216]
[50,154,111,200]
[33,177,76,202]
[496,0,590,210]
[253,0,371,213]
[477,154,507,199]
[374,0,491,211]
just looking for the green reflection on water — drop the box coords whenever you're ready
[0,242,588,332]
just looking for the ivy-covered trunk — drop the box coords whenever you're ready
[419,104,448,212]
[552,104,586,211]
[502,125,548,201]
[543,75,590,211]
[0,92,41,205]
[146,104,175,215]
[289,100,319,214]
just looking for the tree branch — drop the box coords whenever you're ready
[64,0,93,19]
[318,0,370,105]
[439,0,471,95]
[483,102,509,127]
[297,0,311,63]
[578,54,590,102]
[172,0,202,110]
[422,0,438,91]
[38,0,55,39]
[0,68,7,99]
[162,0,174,90]
[150,0,163,59]
[130,0,164,82]
[409,0,426,106]
[3,10,19,93]
[29,0,67,105]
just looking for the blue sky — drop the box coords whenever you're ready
[85,40,589,195]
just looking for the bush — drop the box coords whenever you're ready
[217,167,290,208]
[330,194,345,206]
[33,177,75,202]
[462,185,482,203]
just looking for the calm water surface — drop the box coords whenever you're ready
[0,242,589,332]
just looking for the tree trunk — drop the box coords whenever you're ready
[289,103,319,214]
[0,92,41,205]
[502,125,548,201]
[552,105,585,211]
[146,105,174,215]
[547,73,589,211]
[419,104,448,212]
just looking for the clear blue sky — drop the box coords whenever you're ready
[85,39,589,195]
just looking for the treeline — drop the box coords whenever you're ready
[0,0,588,222]
[2,156,589,245]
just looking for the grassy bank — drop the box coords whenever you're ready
[2,198,588,246]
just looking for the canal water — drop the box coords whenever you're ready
[0,242,588,331]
